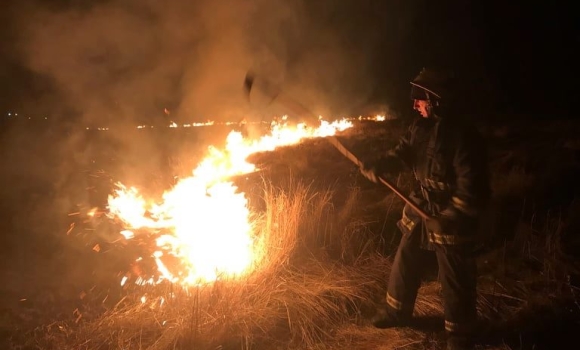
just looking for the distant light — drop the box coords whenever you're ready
[15,113,18,116]
[7,112,11,116]
[44,117,48,120]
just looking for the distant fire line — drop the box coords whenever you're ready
[83,115,387,131]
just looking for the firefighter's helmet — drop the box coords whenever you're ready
[410,68,452,101]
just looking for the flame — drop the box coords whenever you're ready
[106,119,353,286]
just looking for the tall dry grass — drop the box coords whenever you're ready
[17,179,389,350]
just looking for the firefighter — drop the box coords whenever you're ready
[359,68,491,350]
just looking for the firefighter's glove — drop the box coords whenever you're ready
[426,208,460,234]
[359,155,401,183]
[359,162,380,183]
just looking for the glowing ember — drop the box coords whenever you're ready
[106,119,353,286]
[120,230,135,239]
[120,276,128,286]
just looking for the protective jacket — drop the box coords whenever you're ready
[380,114,490,250]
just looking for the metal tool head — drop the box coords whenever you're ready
[243,70,255,99]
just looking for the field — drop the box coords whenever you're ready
[1,116,579,349]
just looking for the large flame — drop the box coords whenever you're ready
[106,119,353,286]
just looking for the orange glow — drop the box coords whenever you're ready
[106,119,353,286]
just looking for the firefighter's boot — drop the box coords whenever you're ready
[370,304,410,329]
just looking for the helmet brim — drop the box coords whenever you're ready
[410,82,441,100]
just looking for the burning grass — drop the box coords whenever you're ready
[12,176,580,350]
[16,182,389,350]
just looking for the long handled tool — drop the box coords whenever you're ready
[243,71,430,220]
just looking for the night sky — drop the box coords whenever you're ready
[0,0,577,124]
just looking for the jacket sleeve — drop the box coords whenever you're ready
[448,124,491,217]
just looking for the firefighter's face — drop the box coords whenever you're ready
[413,99,432,118]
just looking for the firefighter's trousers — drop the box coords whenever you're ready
[385,229,477,335]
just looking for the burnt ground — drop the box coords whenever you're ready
[1,116,580,349]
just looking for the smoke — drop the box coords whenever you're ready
[2,0,414,216]
[12,0,411,125]
[1,0,419,258]
[2,0,423,205]
[17,0,245,125]
[0,0,429,296]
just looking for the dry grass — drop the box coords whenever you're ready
[4,119,580,350]
[23,262,384,350]
[10,181,390,350]
[11,175,579,350]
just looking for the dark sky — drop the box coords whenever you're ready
[0,0,577,125]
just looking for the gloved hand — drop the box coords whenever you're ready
[425,216,447,234]
[359,156,402,184]
[425,207,461,234]
[359,161,380,183]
